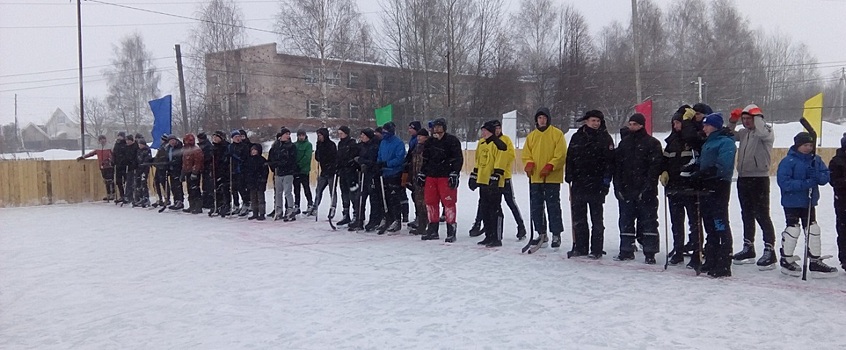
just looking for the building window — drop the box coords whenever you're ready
[328,101,341,118]
[349,103,360,120]
[365,73,378,90]
[306,100,321,118]
[326,72,340,86]
[348,72,359,88]
[304,69,317,84]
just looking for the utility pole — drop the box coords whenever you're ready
[446,51,451,118]
[691,76,706,103]
[14,94,21,151]
[631,0,642,103]
[175,44,189,134]
[76,0,86,156]
[840,67,845,120]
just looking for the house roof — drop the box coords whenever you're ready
[21,122,50,139]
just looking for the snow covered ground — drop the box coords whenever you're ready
[2,176,846,349]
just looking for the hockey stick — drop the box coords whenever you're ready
[566,184,578,258]
[799,116,818,281]
[524,177,548,254]
[377,175,391,235]
[328,174,339,230]
[522,177,534,253]
[695,192,704,275]
[663,187,670,269]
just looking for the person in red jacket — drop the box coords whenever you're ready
[181,133,205,214]
[77,135,115,201]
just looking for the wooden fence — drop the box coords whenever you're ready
[0,148,838,208]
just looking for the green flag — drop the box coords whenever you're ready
[375,104,393,126]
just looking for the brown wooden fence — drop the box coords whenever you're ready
[0,148,838,208]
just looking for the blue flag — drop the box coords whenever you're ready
[149,95,172,148]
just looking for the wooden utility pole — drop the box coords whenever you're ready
[446,51,452,118]
[631,0,642,103]
[175,44,189,134]
[76,0,86,155]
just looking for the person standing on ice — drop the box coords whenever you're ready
[405,129,429,235]
[293,130,314,216]
[152,134,171,208]
[828,133,846,272]
[244,143,269,221]
[683,113,736,277]
[523,107,567,253]
[349,128,380,232]
[197,132,215,210]
[181,133,205,214]
[309,128,337,217]
[776,132,836,277]
[419,118,463,241]
[229,130,251,216]
[613,113,662,264]
[661,106,700,266]
[77,135,115,201]
[165,135,185,211]
[268,128,299,221]
[726,104,777,269]
[565,110,615,259]
[471,120,511,247]
[335,126,361,226]
[377,122,408,234]
[210,131,231,217]
[133,135,152,208]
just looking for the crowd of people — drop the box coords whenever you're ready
[77,104,846,279]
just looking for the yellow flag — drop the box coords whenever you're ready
[803,93,823,137]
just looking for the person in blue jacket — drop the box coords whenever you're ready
[776,132,837,277]
[684,113,736,277]
[376,122,407,234]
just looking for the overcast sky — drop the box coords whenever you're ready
[1,0,844,126]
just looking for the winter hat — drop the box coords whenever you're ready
[535,107,551,123]
[374,127,384,135]
[671,111,684,123]
[481,120,498,134]
[692,103,713,115]
[117,131,126,139]
[578,109,604,122]
[742,104,763,116]
[338,125,351,136]
[317,127,329,140]
[125,134,134,141]
[296,129,306,136]
[239,129,248,137]
[794,132,814,147]
[409,121,422,132]
[160,133,169,141]
[134,133,143,140]
[383,122,397,135]
[361,128,375,140]
[491,120,502,128]
[279,127,291,136]
[213,130,226,140]
[183,133,195,146]
[417,129,429,137]
[230,130,240,137]
[197,132,208,140]
[167,134,178,141]
[432,118,447,131]
[251,143,262,153]
[702,112,724,130]
[628,113,646,126]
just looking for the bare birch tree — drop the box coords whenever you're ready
[103,33,161,135]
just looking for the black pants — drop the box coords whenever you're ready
[201,170,214,208]
[154,168,168,202]
[169,171,184,202]
[572,195,605,255]
[101,168,115,198]
[383,175,402,224]
[700,181,733,270]
[115,165,127,199]
[668,193,699,252]
[339,170,360,217]
[231,173,248,207]
[784,206,816,228]
[475,179,524,228]
[214,173,231,212]
[362,174,384,225]
[133,168,149,204]
[618,191,659,253]
[293,173,313,208]
[480,185,503,242]
[836,196,846,266]
[124,169,136,203]
[313,174,332,209]
[187,174,201,202]
[737,177,776,246]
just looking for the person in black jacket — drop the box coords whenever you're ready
[210,131,232,217]
[112,132,129,203]
[133,135,153,208]
[420,118,464,242]
[268,128,299,221]
[197,132,215,209]
[165,135,185,210]
[565,110,615,259]
[829,133,846,271]
[245,143,269,221]
[613,113,663,264]
[310,127,337,216]
[229,130,252,216]
[335,126,361,226]
[661,108,701,265]
[122,134,139,206]
[152,134,170,208]
[349,128,380,231]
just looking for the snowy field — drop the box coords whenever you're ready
[2,176,846,349]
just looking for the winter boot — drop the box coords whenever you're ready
[365,221,380,232]
[238,204,250,217]
[613,251,635,261]
[191,199,203,214]
[337,210,352,226]
[407,221,418,230]
[485,239,502,248]
[293,206,301,215]
[304,205,316,216]
[421,223,440,241]
[644,253,657,265]
[248,211,260,220]
[445,223,457,243]
[348,219,364,231]
[477,236,493,245]
[779,256,802,277]
[169,201,184,211]
[551,234,561,249]
[468,221,482,237]
[756,244,777,270]
[669,250,685,265]
[809,257,838,277]
[401,202,409,223]
[516,225,527,240]
[386,220,402,232]
[682,241,697,256]
[732,240,756,264]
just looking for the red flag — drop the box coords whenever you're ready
[635,99,653,135]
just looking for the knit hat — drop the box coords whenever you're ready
[374,127,383,135]
[432,118,447,131]
[167,134,178,141]
[742,104,763,117]
[296,129,306,136]
[338,125,351,136]
[239,129,248,137]
[230,130,240,137]
[382,121,396,135]
[794,132,814,147]
[628,113,646,126]
[160,133,169,141]
[251,143,262,152]
[134,133,143,140]
[361,128,375,140]
[417,129,429,137]
[692,103,713,115]
[481,120,498,134]
[702,112,724,130]
[409,121,422,132]
[125,134,134,141]
[279,127,291,136]
[117,131,126,139]
[213,130,226,140]
[197,132,208,140]
[578,109,604,122]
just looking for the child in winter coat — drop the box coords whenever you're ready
[244,143,269,220]
[828,133,846,271]
[776,132,836,277]
[133,136,153,208]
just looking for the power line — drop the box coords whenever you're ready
[0,56,175,78]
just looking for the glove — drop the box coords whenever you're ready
[489,169,503,184]
[524,162,535,176]
[682,108,696,120]
[680,163,699,177]
[76,156,84,161]
[539,164,554,178]
[190,173,199,181]
[659,171,669,187]
[448,171,459,189]
[416,172,426,188]
[468,170,478,191]
[729,108,742,123]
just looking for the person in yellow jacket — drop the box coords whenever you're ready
[522,107,567,253]
[470,120,511,247]
[469,120,527,240]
